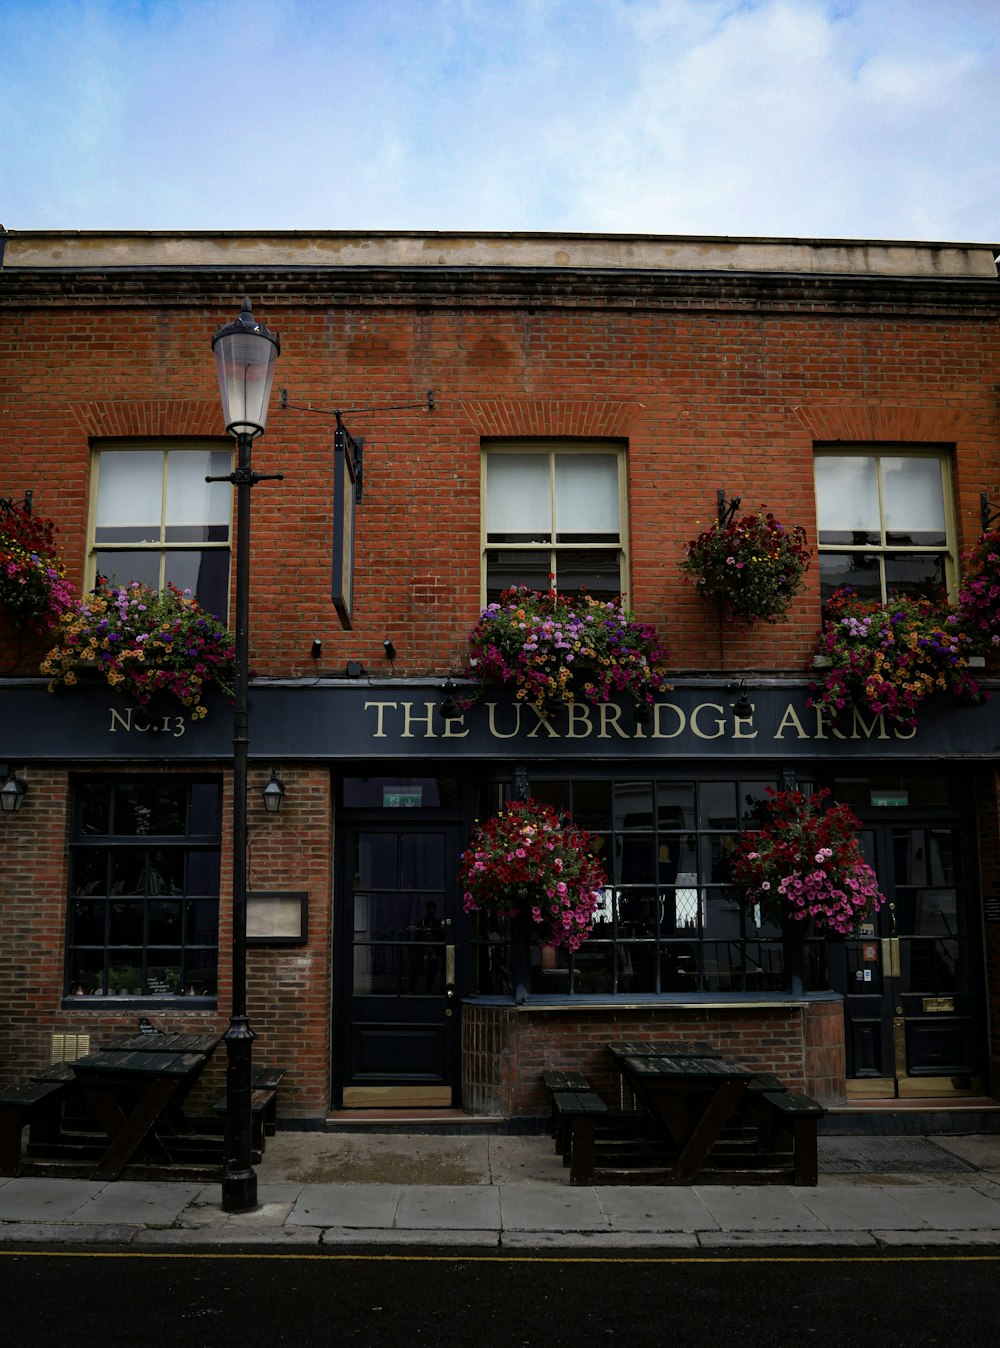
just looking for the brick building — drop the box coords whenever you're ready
[1,229,999,1126]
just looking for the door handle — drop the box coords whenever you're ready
[445,944,455,985]
[881,937,901,978]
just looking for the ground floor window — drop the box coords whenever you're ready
[470,774,821,996]
[65,775,222,1001]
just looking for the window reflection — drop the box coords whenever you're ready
[521,775,783,995]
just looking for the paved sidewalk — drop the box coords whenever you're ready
[2,1131,1000,1249]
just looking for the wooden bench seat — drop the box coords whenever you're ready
[0,1081,66,1175]
[213,1067,286,1154]
[551,1089,608,1184]
[542,1069,591,1141]
[759,1090,825,1185]
[746,1072,788,1094]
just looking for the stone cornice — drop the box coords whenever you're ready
[2,264,998,319]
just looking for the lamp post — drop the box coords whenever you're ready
[210,298,281,1213]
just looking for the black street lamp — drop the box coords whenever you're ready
[210,298,281,1213]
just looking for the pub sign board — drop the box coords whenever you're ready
[331,423,363,631]
[4,679,1000,763]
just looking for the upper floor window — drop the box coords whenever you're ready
[90,442,232,618]
[483,441,626,602]
[814,449,954,608]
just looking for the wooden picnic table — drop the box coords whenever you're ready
[99,1032,221,1055]
[608,1046,754,1181]
[606,1039,721,1060]
[69,1045,217,1181]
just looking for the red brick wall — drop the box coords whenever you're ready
[0,764,333,1119]
[240,766,334,1119]
[3,297,999,678]
[461,1001,846,1116]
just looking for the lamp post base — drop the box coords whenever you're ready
[221,1015,257,1213]
[221,1167,258,1214]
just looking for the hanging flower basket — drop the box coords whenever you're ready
[0,499,75,632]
[463,585,670,716]
[808,587,983,730]
[681,507,810,627]
[458,798,608,952]
[41,581,235,720]
[730,787,885,937]
[956,528,1000,654]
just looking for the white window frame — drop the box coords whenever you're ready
[481,440,628,602]
[88,440,233,612]
[814,446,956,606]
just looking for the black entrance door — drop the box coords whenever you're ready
[840,822,982,1097]
[337,822,464,1107]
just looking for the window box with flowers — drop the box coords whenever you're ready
[458,798,608,953]
[41,581,235,720]
[730,787,886,939]
[808,587,983,731]
[0,498,74,634]
[463,584,670,717]
[681,507,811,627]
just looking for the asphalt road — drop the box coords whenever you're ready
[1,1243,997,1347]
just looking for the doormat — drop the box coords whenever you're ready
[818,1136,976,1174]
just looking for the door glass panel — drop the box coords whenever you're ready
[900,937,968,991]
[356,833,398,888]
[351,828,448,999]
[400,833,445,890]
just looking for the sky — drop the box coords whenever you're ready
[2,0,998,242]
